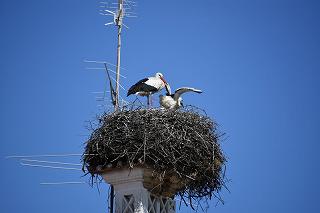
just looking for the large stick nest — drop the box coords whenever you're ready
[82,106,226,204]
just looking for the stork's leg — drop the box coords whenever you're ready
[147,95,151,108]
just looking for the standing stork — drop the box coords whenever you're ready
[159,83,202,109]
[127,72,167,106]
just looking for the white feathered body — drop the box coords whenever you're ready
[159,95,182,109]
[159,86,202,109]
[127,73,166,97]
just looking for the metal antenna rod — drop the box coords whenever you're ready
[115,0,124,110]
[110,185,114,213]
[112,1,124,209]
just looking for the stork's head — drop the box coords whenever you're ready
[155,72,167,84]
[155,72,163,78]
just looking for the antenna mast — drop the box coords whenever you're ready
[115,0,123,110]
[99,0,136,111]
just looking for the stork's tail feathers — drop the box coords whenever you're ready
[127,88,135,96]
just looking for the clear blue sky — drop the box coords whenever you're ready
[1,0,320,212]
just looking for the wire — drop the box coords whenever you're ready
[5,153,97,159]
[20,159,82,166]
[20,162,82,171]
[40,181,86,185]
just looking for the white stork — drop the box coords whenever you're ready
[159,83,202,109]
[127,72,167,106]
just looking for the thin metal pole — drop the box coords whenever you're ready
[110,185,114,213]
[111,1,123,210]
[110,1,123,211]
[115,0,123,110]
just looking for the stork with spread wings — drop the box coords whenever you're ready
[159,83,202,109]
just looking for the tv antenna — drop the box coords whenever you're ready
[99,0,137,110]
[96,1,137,212]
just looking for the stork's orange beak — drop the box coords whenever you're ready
[160,76,167,84]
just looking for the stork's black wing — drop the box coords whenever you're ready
[127,78,158,96]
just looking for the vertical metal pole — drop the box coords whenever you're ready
[110,185,114,213]
[111,1,123,211]
[115,0,123,110]
[112,1,123,210]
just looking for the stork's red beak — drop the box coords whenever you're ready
[160,76,167,84]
